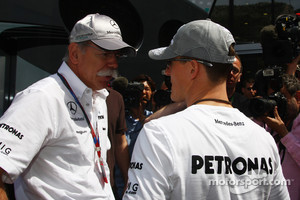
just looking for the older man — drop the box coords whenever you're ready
[0,13,135,200]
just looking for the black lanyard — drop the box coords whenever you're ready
[193,98,231,105]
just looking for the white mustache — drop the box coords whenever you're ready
[96,70,118,78]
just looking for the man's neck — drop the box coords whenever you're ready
[188,82,230,107]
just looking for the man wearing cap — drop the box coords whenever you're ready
[0,13,135,200]
[123,20,289,199]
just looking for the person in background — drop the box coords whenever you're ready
[123,19,289,199]
[286,54,300,106]
[280,74,300,128]
[227,55,252,117]
[263,109,300,200]
[131,74,156,112]
[0,13,136,200]
[241,77,257,99]
[152,89,172,112]
[151,70,172,112]
[286,54,300,78]
[226,55,242,99]
[253,68,300,200]
[256,73,300,200]
[106,87,130,199]
[113,74,155,199]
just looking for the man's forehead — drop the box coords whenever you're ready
[232,59,241,70]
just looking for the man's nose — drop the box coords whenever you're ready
[108,57,118,69]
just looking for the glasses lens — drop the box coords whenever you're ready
[103,51,122,59]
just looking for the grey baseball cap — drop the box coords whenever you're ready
[149,19,235,64]
[70,13,136,57]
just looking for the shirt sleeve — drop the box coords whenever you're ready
[268,155,291,200]
[280,115,300,168]
[106,88,127,135]
[0,89,55,183]
[115,93,126,135]
[123,120,174,200]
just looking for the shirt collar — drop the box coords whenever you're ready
[58,62,109,100]
[58,62,91,99]
[93,89,109,100]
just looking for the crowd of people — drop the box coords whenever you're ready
[0,12,299,200]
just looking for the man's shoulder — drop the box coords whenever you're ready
[147,107,193,128]
[106,87,125,115]
[16,75,59,96]
[8,75,66,113]
[106,87,123,99]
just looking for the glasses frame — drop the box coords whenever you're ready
[82,43,126,59]
[167,58,213,67]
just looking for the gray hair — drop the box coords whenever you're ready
[62,41,89,62]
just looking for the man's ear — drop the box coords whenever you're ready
[190,60,200,79]
[68,43,80,64]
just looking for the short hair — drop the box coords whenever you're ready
[62,41,89,62]
[204,44,236,83]
[132,74,156,92]
[282,74,300,96]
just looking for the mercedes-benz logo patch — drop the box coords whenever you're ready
[110,20,119,29]
[67,101,77,115]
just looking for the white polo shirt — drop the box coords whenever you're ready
[123,105,290,200]
[0,62,114,200]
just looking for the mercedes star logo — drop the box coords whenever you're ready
[110,20,119,29]
[67,101,77,115]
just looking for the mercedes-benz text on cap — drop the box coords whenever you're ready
[70,13,136,57]
[148,19,235,64]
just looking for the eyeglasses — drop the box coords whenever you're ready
[83,43,125,59]
[166,58,213,67]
